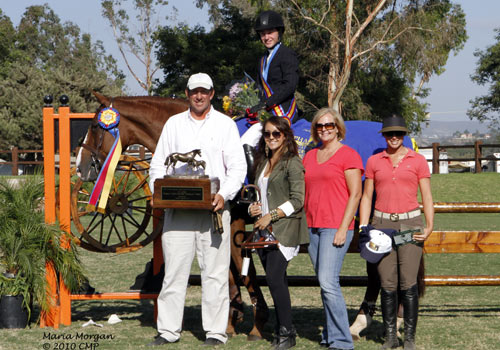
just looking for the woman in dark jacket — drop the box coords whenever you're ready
[248,116,309,350]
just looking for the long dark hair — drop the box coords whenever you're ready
[253,116,298,175]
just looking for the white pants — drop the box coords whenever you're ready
[240,122,262,147]
[156,207,231,343]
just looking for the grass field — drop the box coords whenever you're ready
[1,173,500,349]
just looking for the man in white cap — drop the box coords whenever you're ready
[148,72,246,346]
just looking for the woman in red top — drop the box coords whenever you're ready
[303,107,363,350]
[358,114,434,350]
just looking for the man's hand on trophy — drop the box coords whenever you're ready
[212,193,225,212]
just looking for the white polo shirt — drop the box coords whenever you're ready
[149,106,246,201]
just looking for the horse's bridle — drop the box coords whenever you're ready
[80,117,107,174]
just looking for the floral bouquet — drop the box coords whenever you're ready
[223,80,271,122]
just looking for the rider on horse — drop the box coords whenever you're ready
[241,10,300,177]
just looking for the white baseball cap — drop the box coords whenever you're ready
[360,229,393,263]
[186,73,213,90]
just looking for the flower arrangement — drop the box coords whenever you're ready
[223,80,271,122]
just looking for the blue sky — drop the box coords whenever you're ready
[2,0,499,123]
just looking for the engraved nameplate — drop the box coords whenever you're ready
[153,176,212,209]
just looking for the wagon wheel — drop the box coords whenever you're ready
[70,155,163,253]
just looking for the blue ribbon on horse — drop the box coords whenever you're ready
[87,105,123,213]
[98,106,120,130]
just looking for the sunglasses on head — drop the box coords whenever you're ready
[315,122,336,131]
[383,131,406,138]
[263,130,282,139]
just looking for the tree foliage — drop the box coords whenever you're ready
[0,5,124,150]
[195,0,467,131]
[0,10,16,77]
[196,0,258,26]
[468,28,500,127]
[155,3,261,104]
[101,0,169,95]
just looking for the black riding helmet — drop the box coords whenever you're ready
[254,10,285,34]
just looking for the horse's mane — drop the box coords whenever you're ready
[113,95,189,109]
[94,95,190,126]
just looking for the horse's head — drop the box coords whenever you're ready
[76,92,118,181]
[76,92,190,181]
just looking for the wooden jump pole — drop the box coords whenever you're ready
[58,104,72,326]
[41,99,59,328]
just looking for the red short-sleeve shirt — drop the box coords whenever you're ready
[365,149,430,213]
[303,145,364,229]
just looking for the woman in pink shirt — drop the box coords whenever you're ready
[358,114,434,350]
[303,108,363,350]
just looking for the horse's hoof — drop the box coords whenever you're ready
[247,334,262,341]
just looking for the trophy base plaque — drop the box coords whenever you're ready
[153,175,215,210]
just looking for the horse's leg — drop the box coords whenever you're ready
[227,217,245,337]
[227,259,244,337]
[350,261,380,339]
[171,159,176,174]
[188,159,196,174]
[229,205,269,341]
[242,254,269,341]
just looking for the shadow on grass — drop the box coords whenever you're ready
[71,300,207,341]
[226,304,386,345]
[72,300,156,327]
[65,300,499,345]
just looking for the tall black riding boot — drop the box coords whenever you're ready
[401,284,419,350]
[274,325,296,350]
[243,144,256,184]
[380,289,399,349]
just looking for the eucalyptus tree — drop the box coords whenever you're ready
[101,0,170,95]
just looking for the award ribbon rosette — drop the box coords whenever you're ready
[86,106,123,213]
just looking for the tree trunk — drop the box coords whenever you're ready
[328,6,340,111]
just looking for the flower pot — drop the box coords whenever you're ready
[0,295,29,328]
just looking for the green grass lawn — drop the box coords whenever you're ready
[1,173,500,349]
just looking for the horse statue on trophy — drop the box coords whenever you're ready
[164,149,205,174]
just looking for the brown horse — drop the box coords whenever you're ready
[76,92,268,340]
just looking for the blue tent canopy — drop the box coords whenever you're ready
[236,118,413,167]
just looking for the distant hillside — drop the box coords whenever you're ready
[418,120,490,137]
